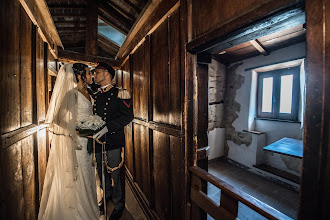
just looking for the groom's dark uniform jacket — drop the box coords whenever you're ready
[92,86,133,153]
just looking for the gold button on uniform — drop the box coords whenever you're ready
[106,102,108,105]
[103,117,106,120]
[104,108,107,110]
[108,98,110,100]
[104,113,107,115]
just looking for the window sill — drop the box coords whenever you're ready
[255,117,301,123]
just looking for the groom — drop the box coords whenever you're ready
[93,62,133,219]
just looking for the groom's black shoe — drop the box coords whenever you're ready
[108,208,124,220]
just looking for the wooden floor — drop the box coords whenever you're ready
[208,159,299,220]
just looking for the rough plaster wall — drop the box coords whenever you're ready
[223,63,252,155]
[208,59,226,130]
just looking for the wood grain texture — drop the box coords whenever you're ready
[168,9,181,127]
[122,59,131,93]
[0,0,21,133]
[85,0,98,55]
[20,8,33,127]
[37,128,47,202]
[299,0,330,219]
[151,19,169,124]
[21,135,36,220]
[141,39,150,121]
[170,136,185,220]
[190,166,292,220]
[153,130,170,220]
[132,41,144,119]
[191,0,298,39]
[1,142,25,219]
[36,33,46,123]
[133,123,151,203]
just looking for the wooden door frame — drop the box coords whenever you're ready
[186,0,330,218]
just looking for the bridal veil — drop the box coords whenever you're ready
[38,64,80,219]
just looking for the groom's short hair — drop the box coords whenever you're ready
[95,62,115,78]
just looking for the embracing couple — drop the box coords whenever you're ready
[38,62,133,220]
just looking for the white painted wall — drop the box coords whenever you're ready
[227,42,306,173]
[208,128,225,160]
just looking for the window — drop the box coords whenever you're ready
[98,18,126,46]
[257,66,300,121]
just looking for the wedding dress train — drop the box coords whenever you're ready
[38,91,99,220]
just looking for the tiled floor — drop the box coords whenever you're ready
[207,159,299,220]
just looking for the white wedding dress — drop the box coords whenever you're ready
[38,91,99,220]
[74,92,99,219]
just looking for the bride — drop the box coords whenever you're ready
[38,63,99,220]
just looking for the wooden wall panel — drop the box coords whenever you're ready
[132,44,144,119]
[116,69,123,88]
[0,0,21,133]
[1,142,24,219]
[153,130,171,220]
[20,8,33,127]
[133,123,151,202]
[168,10,181,127]
[141,40,150,121]
[36,33,46,123]
[122,59,135,178]
[37,129,47,201]
[170,136,185,220]
[191,0,297,39]
[1,1,51,219]
[125,122,134,178]
[21,135,36,220]
[122,60,131,94]
[151,20,169,124]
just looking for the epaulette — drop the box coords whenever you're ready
[117,88,131,99]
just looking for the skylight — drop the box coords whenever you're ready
[98,19,126,46]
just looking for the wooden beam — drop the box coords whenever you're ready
[186,2,305,55]
[99,0,133,31]
[197,146,210,160]
[106,0,136,22]
[299,0,330,219]
[117,0,179,62]
[18,0,62,58]
[58,49,119,68]
[190,166,293,220]
[1,124,48,149]
[249,39,269,55]
[85,0,98,55]
[197,52,212,64]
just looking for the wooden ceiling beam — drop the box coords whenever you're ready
[19,0,63,58]
[57,27,86,31]
[187,2,305,54]
[99,0,133,30]
[58,49,119,68]
[106,0,136,22]
[249,39,269,56]
[85,0,98,55]
[51,14,85,18]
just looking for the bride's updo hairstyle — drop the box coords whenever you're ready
[72,63,88,83]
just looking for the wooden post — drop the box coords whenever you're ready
[85,0,98,55]
[299,0,330,219]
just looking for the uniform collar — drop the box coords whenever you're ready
[99,84,113,93]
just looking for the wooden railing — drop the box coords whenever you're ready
[189,166,293,220]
